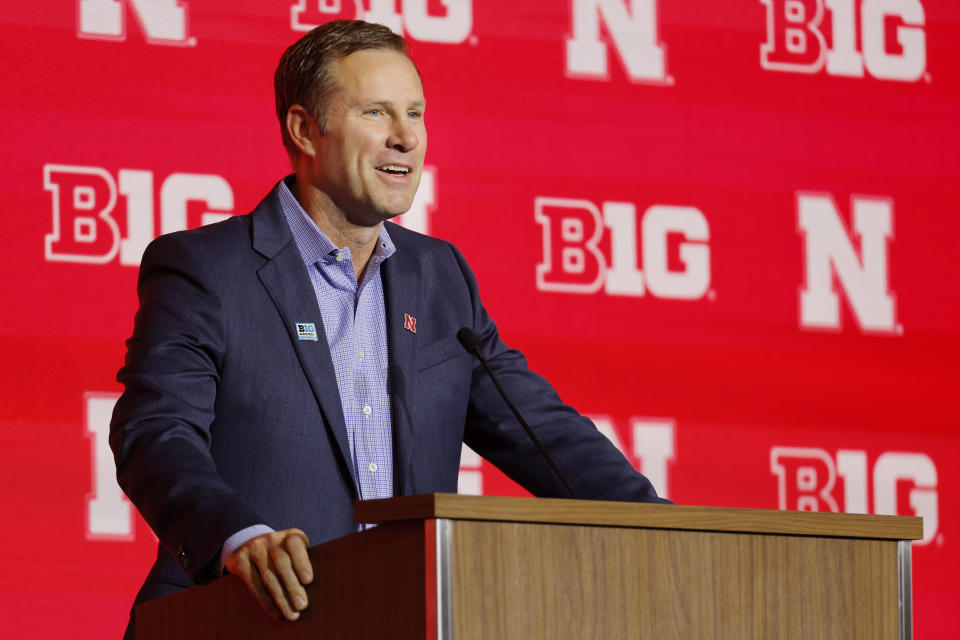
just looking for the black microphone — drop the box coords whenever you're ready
[456,327,579,499]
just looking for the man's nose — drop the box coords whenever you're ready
[387,118,419,153]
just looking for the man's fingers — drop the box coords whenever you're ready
[225,528,313,622]
[251,549,299,621]
[233,553,280,620]
[285,530,313,584]
[270,544,308,612]
[247,572,281,620]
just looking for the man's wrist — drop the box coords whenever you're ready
[220,524,276,573]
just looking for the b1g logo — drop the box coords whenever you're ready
[759,0,928,82]
[535,197,710,300]
[798,192,898,334]
[44,164,436,267]
[291,0,473,44]
[565,0,669,83]
[44,164,234,266]
[78,0,194,46]
[771,447,939,544]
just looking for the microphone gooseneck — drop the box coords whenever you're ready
[456,327,579,499]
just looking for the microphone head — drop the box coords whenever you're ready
[456,327,482,353]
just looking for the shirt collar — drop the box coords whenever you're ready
[277,176,396,268]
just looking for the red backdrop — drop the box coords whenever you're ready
[1,1,958,637]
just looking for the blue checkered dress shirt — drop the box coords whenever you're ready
[278,179,396,503]
[220,180,397,564]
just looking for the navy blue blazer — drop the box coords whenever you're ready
[110,182,666,605]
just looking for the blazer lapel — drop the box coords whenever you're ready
[251,188,358,498]
[381,227,420,496]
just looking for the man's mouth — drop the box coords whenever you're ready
[376,164,411,176]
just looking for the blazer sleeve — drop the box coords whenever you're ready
[446,243,670,504]
[109,232,265,584]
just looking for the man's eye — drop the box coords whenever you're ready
[407,111,422,119]
[366,108,382,116]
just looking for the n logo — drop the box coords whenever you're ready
[78,0,195,46]
[565,0,669,83]
[798,192,898,334]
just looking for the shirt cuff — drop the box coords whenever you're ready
[220,524,276,573]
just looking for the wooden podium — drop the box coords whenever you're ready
[137,494,921,639]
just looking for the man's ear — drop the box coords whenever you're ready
[286,105,320,157]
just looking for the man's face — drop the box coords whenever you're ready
[311,48,426,226]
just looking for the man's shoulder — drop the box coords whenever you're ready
[144,213,254,263]
[144,184,284,259]
[383,222,482,299]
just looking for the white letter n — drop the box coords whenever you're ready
[798,193,897,333]
[565,0,666,82]
[79,0,192,46]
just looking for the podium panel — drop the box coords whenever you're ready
[445,520,900,638]
[137,494,920,639]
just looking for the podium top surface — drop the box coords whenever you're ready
[354,494,922,541]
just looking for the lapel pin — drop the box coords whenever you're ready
[403,313,417,334]
[295,322,318,341]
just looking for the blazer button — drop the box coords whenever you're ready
[177,546,194,569]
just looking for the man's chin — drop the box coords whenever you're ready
[377,196,418,220]
[346,202,413,228]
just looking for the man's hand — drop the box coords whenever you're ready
[224,528,313,621]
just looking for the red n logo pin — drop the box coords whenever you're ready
[403,313,417,333]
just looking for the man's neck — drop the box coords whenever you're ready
[291,179,381,282]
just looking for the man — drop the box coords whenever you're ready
[110,19,667,637]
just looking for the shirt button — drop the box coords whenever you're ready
[362,405,372,415]
[358,348,364,359]
[336,253,344,262]
[368,463,378,473]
